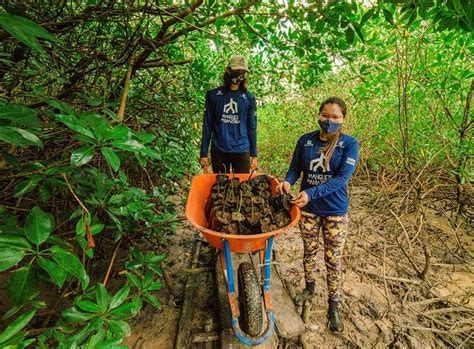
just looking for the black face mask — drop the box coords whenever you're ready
[230,71,245,84]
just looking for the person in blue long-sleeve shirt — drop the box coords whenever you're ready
[199,55,257,173]
[277,96,359,333]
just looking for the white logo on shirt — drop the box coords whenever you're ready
[304,140,313,147]
[346,157,356,166]
[223,98,238,114]
[309,152,330,172]
[216,90,223,95]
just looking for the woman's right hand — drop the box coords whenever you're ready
[199,157,209,173]
[277,180,291,194]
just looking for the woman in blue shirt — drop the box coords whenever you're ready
[277,96,359,333]
[199,55,258,173]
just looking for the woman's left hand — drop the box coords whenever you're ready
[250,157,258,171]
[291,191,309,208]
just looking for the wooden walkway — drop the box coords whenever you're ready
[175,239,305,348]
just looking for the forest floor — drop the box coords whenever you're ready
[122,182,474,348]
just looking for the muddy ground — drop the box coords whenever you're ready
[124,183,474,348]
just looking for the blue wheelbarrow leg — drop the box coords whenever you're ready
[220,238,276,346]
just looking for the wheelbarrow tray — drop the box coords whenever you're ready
[185,173,301,253]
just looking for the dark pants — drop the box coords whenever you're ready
[210,145,250,173]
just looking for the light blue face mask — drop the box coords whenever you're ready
[318,119,342,133]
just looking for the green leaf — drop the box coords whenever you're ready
[37,257,67,288]
[56,114,96,139]
[0,14,48,54]
[0,126,43,147]
[46,99,75,115]
[92,122,111,141]
[111,139,144,152]
[24,206,54,245]
[0,246,26,272]
[6,265,39,306]
[109,286,130,310]
[140,147,161,160]
[105,125,129,140]
[0,104,40,127]
[406,9,417,27]
[71,146,95,167]
[108,302,137,319]
[2,305,22,321]
[146,280,162,292]
[0,309,36,344]
[103,108,119,122]
[143,292,161,309]
[352,23,365,44]
[135,133,155,144]
[107,319,130,339]
[126,272,141,289]
[142,271,153,289]
[453,0,464,15]
[89,224,104,236]
[16,128,43,146]
[83,329,106,349]
[360,8,375,26]
[96,283,110,312]
[61,307,95,323]
[383,9,394,26]
[14,175,42,198]
[345,26,354,44]
[101,147,120,172]
[75,215,90,238]
[76,300,101,313]
[0,234,32,249]
[51,246,88,288]
[31,300,46,309]
[0,104,36,119]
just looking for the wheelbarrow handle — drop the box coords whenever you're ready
[231,311,275,346]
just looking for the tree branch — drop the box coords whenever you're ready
[238,13,271,44]
[141,58,193,68]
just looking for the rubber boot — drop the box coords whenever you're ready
[327,300,344,333]
[294,280,316,306]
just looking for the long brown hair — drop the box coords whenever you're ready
[319,97,347,171]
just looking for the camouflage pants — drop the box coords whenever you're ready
[299,212,348,302]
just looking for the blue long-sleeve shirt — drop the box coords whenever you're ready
[200,87,257,157]
[285,131,359,216]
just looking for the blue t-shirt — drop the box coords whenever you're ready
[200,87,257,157]
[285,131,359,216]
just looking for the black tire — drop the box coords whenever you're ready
[238,262,263,336]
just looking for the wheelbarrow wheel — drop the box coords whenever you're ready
[238,262,263,336]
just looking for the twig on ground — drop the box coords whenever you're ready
[397,324,474,334]
[382,242,392,313]
[103,240,122,286]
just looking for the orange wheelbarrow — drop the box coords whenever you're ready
[185,173,300,346]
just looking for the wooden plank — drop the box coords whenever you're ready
[191,331,220,343]
[248,252,305,339]
[215,256,232,330]
[216,253,277,348]
[175,240,202,349]
[270,264,305,339]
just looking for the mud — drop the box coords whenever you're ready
[124,183,474,348]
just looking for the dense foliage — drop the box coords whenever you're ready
[0,0,472,347]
